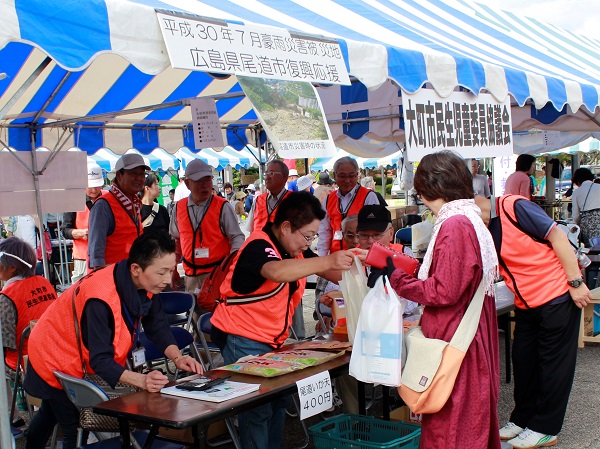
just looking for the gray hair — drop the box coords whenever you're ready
[360,176,374,188]
[0,237,36,278]
[341,214,359,233]
[333,156,359,173]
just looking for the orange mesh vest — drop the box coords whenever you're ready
[96,191,142,265]
[497,195,568,309]
[177,196,230,276]
[326,186,370,253]
[1,276,57,370]
[211,230,306,347]
[27,266,133,389]
[72,209,89,260]
[252,190,291,232]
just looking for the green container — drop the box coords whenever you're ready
[309,414,421,449]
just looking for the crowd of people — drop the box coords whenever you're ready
[1,150,596,449]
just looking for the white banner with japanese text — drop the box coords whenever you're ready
[237,76,336,158]
[404,90,513,161]
[156,12,350,85]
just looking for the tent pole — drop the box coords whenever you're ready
[30,130,50,279]
[0,317,12,449]
[381,167,385,200]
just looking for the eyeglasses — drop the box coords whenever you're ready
[335,172,358,180]
[357,230,389,241]
[0,251,32,268]
[297,230,319,244]
[343,232,360,240]
[126,170,149,177]
[265,171,283,177]
[412,192,422,202]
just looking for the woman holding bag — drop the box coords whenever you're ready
[387,151,501,449]
[572,167,600,246]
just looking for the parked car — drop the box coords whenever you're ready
[555,165,600,198]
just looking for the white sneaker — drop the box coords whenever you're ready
[507,428,558,448]
[499,422,524,441]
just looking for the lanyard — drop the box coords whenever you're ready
[338,186,359,219]
[121,302,141,349]
[268,189,287,218]
[192,196,213,246]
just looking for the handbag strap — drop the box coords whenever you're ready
[582,183,595,212]
[71,288,89,376]
[448,280,486,352]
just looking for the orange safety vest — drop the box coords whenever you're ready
[252,190,291,232]
[27,266,133,389]
[72,208,90,260]
[94,191,143,265]
[177,196,231,276]
[326,186,370,253]
[1,276,57,371]
[496,195,568,309]
[211,230,306,347]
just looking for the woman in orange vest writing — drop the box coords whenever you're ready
[211,192,356,449]
[23,231,203,449]
[0,237,57,427]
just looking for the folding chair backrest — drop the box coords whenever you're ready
[156,292,195,329]
[197,313,220,371]
[395,227,412,245]
[53,371,110,409]
[139,327,195,362]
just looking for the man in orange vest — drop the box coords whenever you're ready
[476,195,591,449]
[317,156,380,256]
[169,159,244,295]
[246,160,292,233]
[88,154,148,270]
[61,164,104,281]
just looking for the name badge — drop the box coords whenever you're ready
[195,247,210,258]
[333,230,343,241]
[132,347,146,368]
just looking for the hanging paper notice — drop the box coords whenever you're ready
[189,98,224,149]
[156,11,350,85]
[493,154,518,196]
[296,370,333,420]
[404,90,513,161]
[237,76,336,158]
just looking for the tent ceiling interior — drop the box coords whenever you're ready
[1,0,599,160]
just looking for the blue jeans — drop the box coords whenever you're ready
[222,334,289,449]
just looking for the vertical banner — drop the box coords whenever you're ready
[404,90,513,161]
[493,154,518,196]
[237,76,336,158]
[190,97,224,149]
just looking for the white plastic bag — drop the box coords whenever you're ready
[349,276,404,387]
[339,256,369,345]
[411,220,434,252]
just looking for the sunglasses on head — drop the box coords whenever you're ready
[0,251,32,268]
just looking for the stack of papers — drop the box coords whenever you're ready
[161,381,259,402]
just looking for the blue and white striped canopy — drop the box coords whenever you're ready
[1,0,599,157]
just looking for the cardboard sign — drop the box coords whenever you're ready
[296,370,333,420]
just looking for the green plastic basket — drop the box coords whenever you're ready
[309,414,421,449]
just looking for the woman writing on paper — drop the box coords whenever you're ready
[24,231,203,449]
[387,151,501,449]
[211,191,356,449]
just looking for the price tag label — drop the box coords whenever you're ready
[296,370,333,420]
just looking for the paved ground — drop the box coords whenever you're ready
[14,290,600,449]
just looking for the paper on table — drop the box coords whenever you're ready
[160,381,259,403]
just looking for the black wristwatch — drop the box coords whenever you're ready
[568,278,585,288]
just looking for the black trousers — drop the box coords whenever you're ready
[510,298,581,436]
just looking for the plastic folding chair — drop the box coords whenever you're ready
[395,227,412,245]
[139,326,203,378]
[53,371,183,449]
[197,312,221,371]
[314,297,333,335]
[156,291,196,332]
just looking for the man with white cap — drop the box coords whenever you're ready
[88,154,149,269]
[169,159,245,296]
[286,168,299,188]
[61,164,105,282]
[244,183,256,214]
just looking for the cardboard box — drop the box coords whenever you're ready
[387,206,405,220]
[390,406,422,426]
